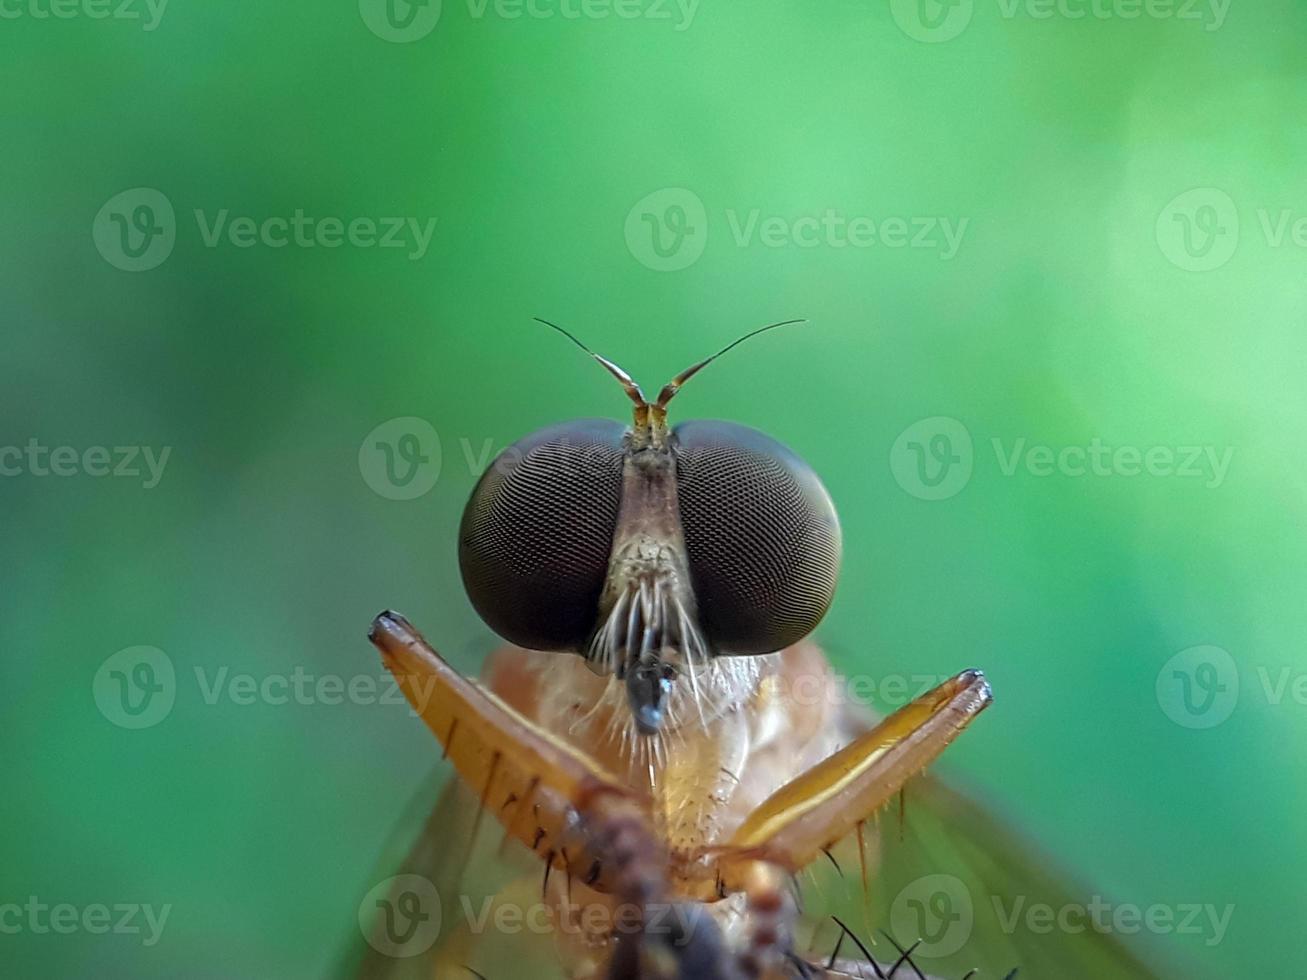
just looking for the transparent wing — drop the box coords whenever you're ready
[344,769,569,980]
[795,774,1170,980]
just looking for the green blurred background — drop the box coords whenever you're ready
[4,0,1304,976]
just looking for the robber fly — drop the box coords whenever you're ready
[352,324,1165,980]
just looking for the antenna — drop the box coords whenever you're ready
[533,317,648,408]
[654,319,806,409]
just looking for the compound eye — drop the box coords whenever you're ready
[673,420,841,656]
[459,418,626,652]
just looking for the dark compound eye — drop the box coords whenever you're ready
[459,418,626,652]
[673,420,841,656]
